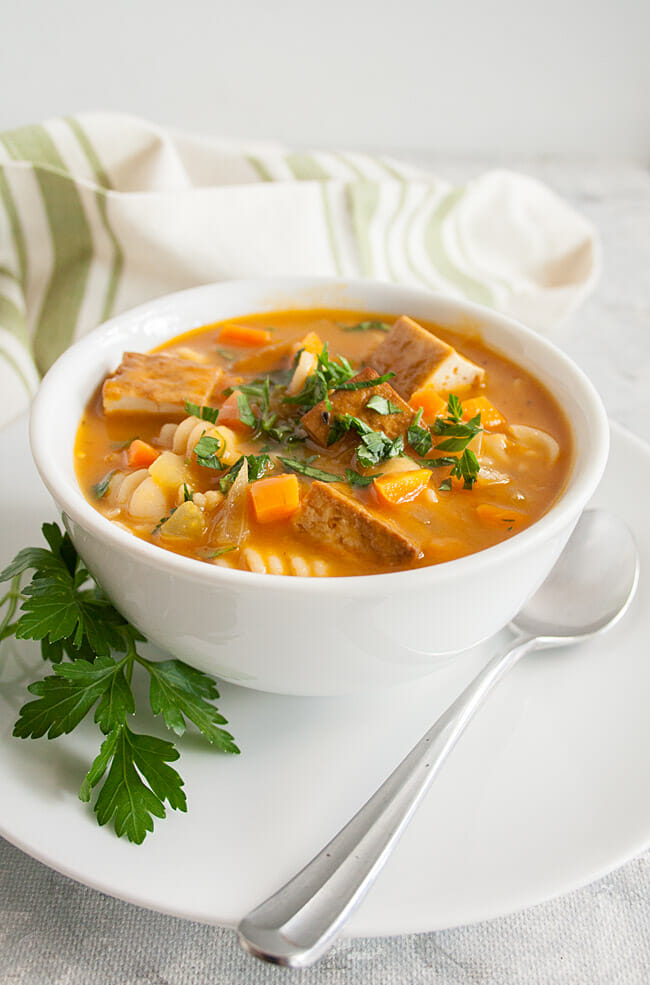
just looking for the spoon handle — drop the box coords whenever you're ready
[238,634,536,967]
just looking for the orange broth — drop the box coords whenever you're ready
[74,309,573,576]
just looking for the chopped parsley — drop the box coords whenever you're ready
[431,395,483,489]
[334,371,395,392]
[201,545,238,559]
[183,483,193,502]
[356,432,404,468]
[283,344,356,411]
[366,394,402,416]
[340,320,391,333]
[277,457,342,482]
[184,401,219,424]
[326,414,404,468]
[93,471,115,499]
[193,434,225,470]
[345,468,380,487]
[407,407,433,457]
[219,454,273,494]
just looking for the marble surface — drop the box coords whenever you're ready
[1,158,649,984]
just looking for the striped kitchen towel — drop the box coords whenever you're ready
[0,113,598,430]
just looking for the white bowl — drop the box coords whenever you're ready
[30,278,609,695]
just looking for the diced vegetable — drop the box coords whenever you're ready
[218,324,273,348]
[249,474,301,524]
[127,439,160,469]
[159,500,207,539]
[217,393,255,432]
[149,451,189,493]
[475,504,523,528]
[409,386,446,421]
[373,468,431,506]
[462,397,506,430]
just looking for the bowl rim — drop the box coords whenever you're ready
[30,276,610,595]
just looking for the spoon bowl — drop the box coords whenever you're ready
[512,509,639,642]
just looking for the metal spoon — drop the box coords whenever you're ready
[238,509,639,967]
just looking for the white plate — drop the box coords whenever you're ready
[0,415,648,936]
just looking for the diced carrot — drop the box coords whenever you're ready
[126,439,160,469]
[476,504,523,528]
[249,474,301,524]
[217,392,254,432]
[461,396,506,430]
[409,386,446,422]
[374,468,431,506]
[217,324,273,348]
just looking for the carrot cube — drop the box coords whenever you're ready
[373,468,431,506]
[462,397,506,430]
[409,386,446,422]
[249,474,301,524]
[218,324,273,348]
[126,439,160,469]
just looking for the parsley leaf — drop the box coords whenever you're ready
[193,434,225,470]
[345,468,380,487]
[93,471,115,499]
[334,371,395,392]
[184,400,219,424]
[278,457,342,482]
[431,395,483,490]
[141,657,238,752]
[340,320,391,333]
[79,724,186,844]
[356,432,404,468]
[283,344,356,410]
[407,408,433,456]
[366,394,402,415]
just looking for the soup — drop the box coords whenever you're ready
[74,309,572,576]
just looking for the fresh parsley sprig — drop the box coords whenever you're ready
[0,523,238,844]
[326,414,404,468]
[283,344,356,411]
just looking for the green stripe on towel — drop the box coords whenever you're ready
[1,125,94,372]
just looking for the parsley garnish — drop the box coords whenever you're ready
[193,434,225,470]
[278,457,342,482]
[283,344,356,411]
[345,468,380,487]
[183,483,193,502]
[407,407,433,457]
[0,523,238,843]
[357,432,404,468]
[334,371,395,392]
[93,471,115,499]
[219,453,273,494]
[366,394,402,416]
[340,320,391,333]
[431,395,483,489]
[326,414,404,467]
[184,400,219,424]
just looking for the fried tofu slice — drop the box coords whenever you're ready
[293,480,419,565]
[300,368,414,446]
[102,351,221,416]
[370,316,485,399]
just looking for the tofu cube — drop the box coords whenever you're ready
[300,368,414,446]
[370,316,485,399]
[102,351,221,416]
[293,480,419,565]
